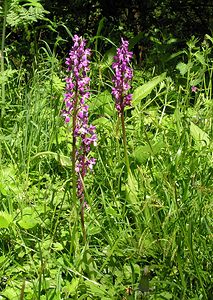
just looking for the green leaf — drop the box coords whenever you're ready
[132,139,165,163]
[53,242,64,251]
[158,292,173,299]
[63,278,79,296]
[194,52,205,65]
[0,70,17,84]
[0,256,7,267]
[1,287,19,299]
[85,281,107,297]
[102,47,116,67]
[132,72,166,106]
[166,50,185,62]
[0,211,13,229]
[129,32,144,50]
[58,154,72,167]
[0,182,7,196]
[190,122,210,147]
[90,90,114,116]
[205,34,213,44]
[92,117,112,131]
[126,172,138,205]
[176,62,192,75]
[52,74,65,92]
[18,215,38,229]
[31,151,72,167]
[96,17,106,38]
[88,226,102,235]
[105,207,119,217]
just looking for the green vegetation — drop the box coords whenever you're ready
[0,1,212,299]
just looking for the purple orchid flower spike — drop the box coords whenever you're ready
[62,35,97,240]
[112,38,133,114]
[111,38,134,172]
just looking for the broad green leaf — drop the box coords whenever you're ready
[132,72,166,106]
[53,242,64,251]
[114,269,124,284]
[32,151,72,167]
[132,139,165,163]
[22,207,34,215]
[158,292,173,299]
[90,90,114,116]
[82,249,96,279]
[1,287,19,299]
[194,52,205,65]
[176,62,192,75]
[190,77,203,86]
[0,182,7,196]
[92,117,112,131]
[63,278,79,296]
[123,264,132,279]
[105,207,119,217]
[190,122,210,147]
[0,211,13,229]
[58,154,72,167]
[88,226,102,235]
[18,215,38,229]
[40,239,52,250]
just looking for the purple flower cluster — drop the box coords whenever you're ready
[191,86,198,93]
[63,35,97,198]
[63,35,91,123]
[112,38,133,114]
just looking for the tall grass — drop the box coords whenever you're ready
[0,33,212,299]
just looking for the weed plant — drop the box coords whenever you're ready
[0,8,213,299]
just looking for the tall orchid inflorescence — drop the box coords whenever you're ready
[63,35,97,238]
[112,38,133,114]
[111,38,133,171]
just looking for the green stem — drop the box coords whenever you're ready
[121,110,130,172]
[72,89,86,242]
[72,92,78,211]
[1,0,7,126]
[72,132,77,203]
[79,145,87,242]
[80,191,86,242]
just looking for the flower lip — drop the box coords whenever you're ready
[191,86,198,93]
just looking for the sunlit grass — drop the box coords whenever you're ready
[0,36,212,299]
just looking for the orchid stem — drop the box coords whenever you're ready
[72,94,78,226]
[121,110,130,173]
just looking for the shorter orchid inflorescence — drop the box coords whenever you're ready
[111,38,133,172]
[63,35,97,203]
[112,38,133,114]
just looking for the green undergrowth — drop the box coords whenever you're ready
[0,34,213,299]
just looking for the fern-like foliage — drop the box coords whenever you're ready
[6,0,49,28]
